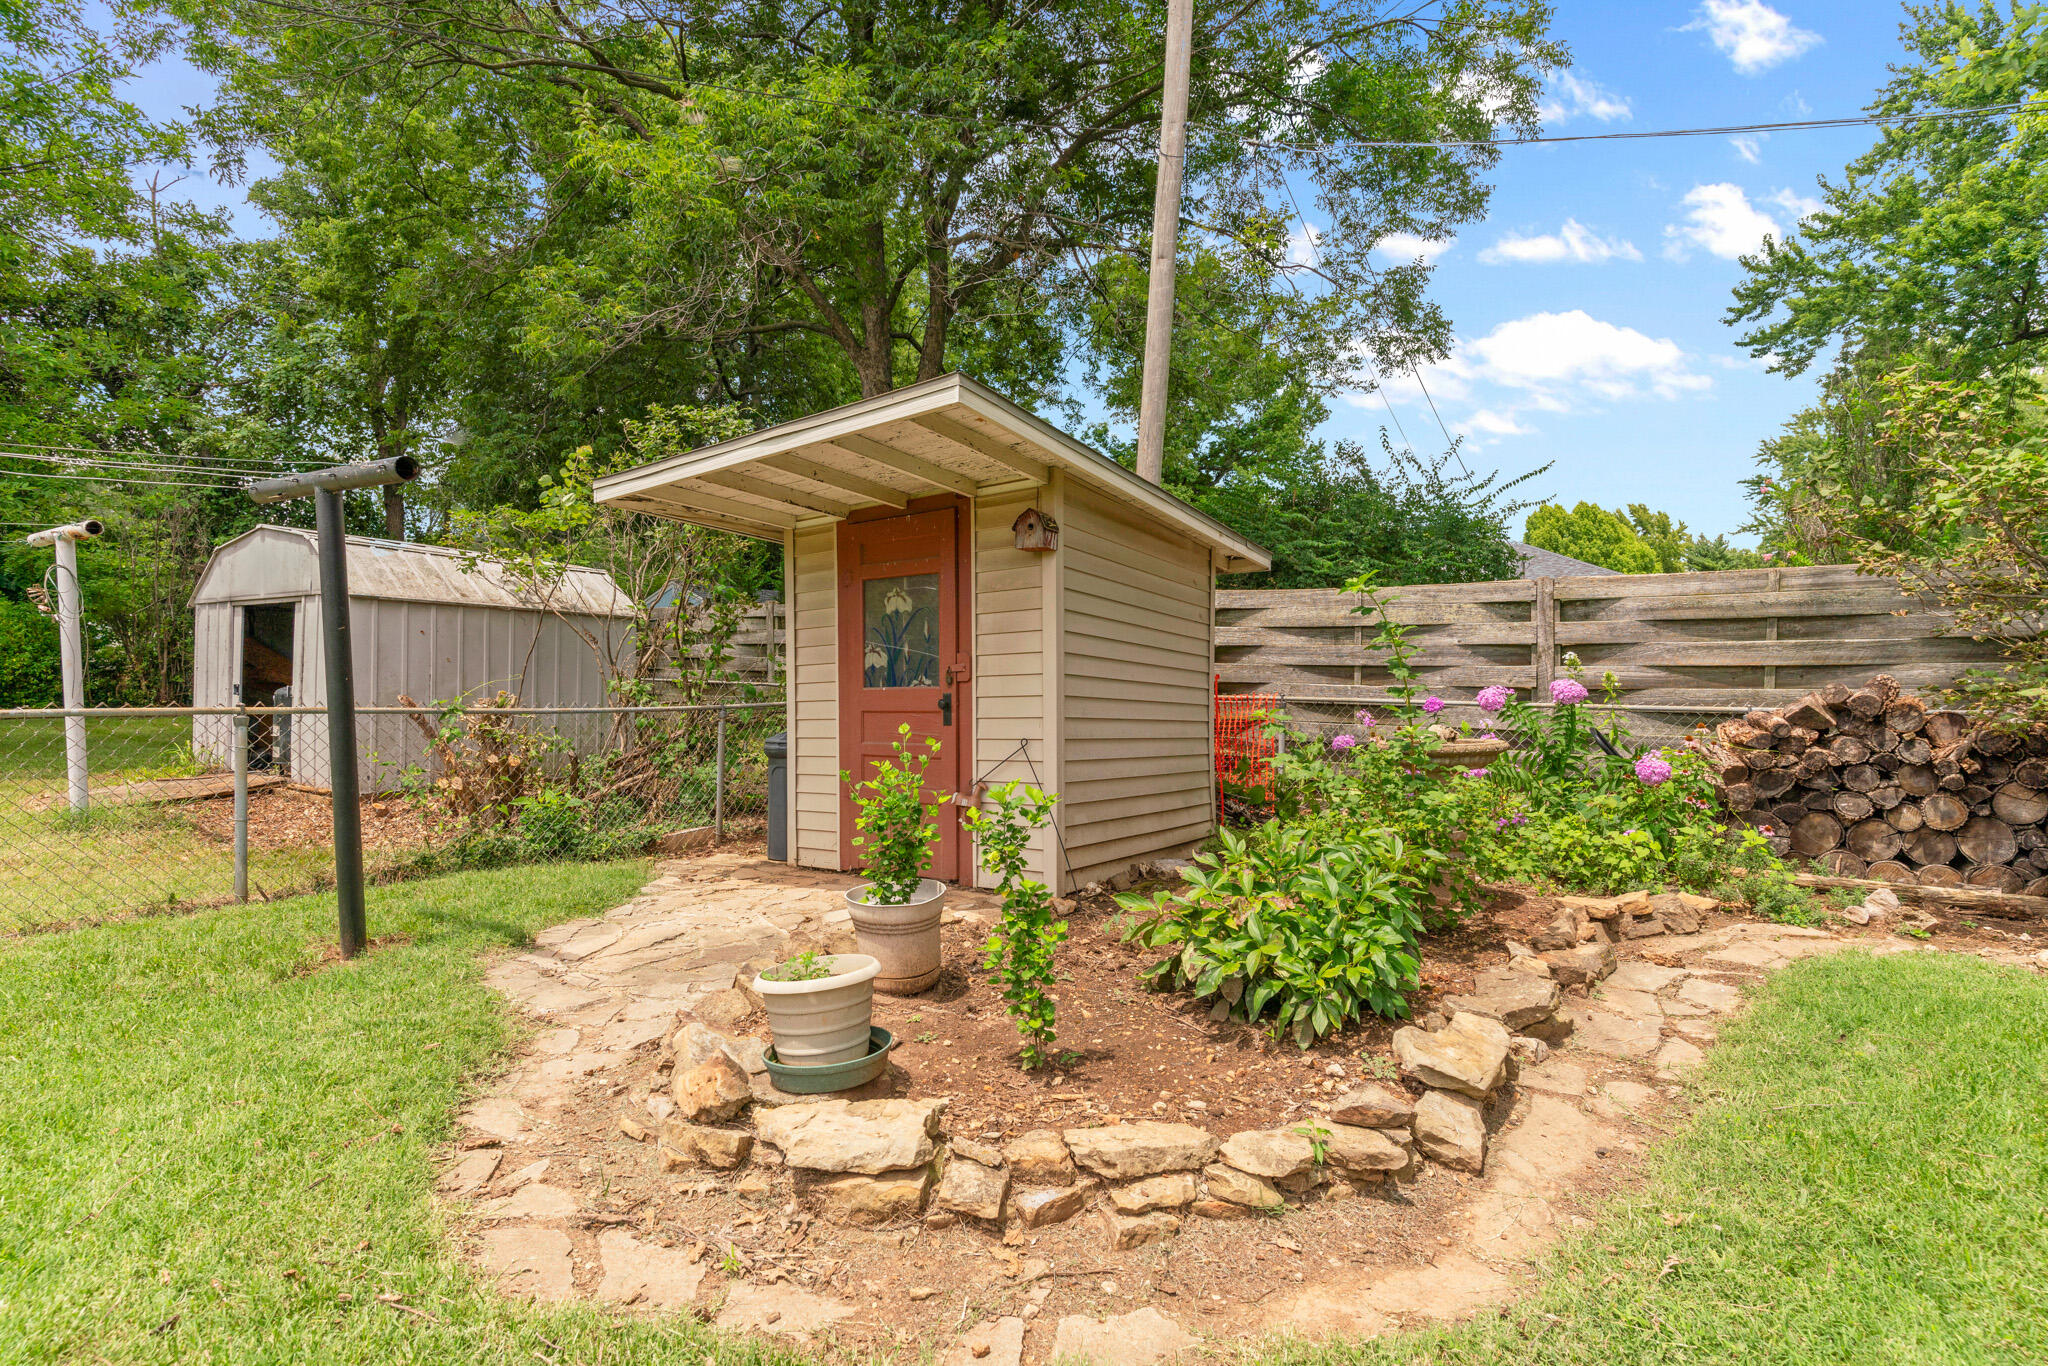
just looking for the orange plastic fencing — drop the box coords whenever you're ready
[1215,682,1278,813]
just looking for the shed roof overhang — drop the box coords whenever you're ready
[592,373,1272,573]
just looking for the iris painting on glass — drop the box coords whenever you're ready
[863,573,940,688]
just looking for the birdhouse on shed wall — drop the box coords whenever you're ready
[1012,507,1058,551]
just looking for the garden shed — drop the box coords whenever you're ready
[593,372,1270,893]
[188,528,632,788]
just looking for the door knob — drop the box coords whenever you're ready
[938,693,953,726]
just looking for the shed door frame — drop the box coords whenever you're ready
[835,494,973,882]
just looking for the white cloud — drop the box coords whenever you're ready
[1466,409,1533,437]
[1479,219,1642,265]
[1730,134,1764,163]
[1374,232,1454,264]
[1287,220,1323,266]
[1344,310,1711,445]
[1663,182,1782,260]
[1459,311,1711,403]
[1767,187,1823,221]
[1685,1,1822,75]
[1539,73,1633,124]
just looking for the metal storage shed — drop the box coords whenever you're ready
[594,373,1271,893]
[189,528,632,788]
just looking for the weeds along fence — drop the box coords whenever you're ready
[0,701,782,933]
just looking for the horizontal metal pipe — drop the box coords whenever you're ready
[244,456,419,504]
[23,519,104,547]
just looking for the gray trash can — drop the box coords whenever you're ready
[764,731,789,861]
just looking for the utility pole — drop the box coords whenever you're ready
[246,456,419,957]
[25,520,104,814]
[1134,0,1195,487]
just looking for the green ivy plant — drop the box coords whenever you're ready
[963,782,1064,1069]
[1119,822,1431,1048]
[844,723,944,904]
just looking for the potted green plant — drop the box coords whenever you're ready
[843,724,947,994]
[752,951,881,1067]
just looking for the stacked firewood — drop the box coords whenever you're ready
[1696,674,2048,894]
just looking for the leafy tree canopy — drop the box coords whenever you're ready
[1524,502,1661,574]
[1730,3,2048,376]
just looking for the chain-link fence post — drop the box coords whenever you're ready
[714,703,728,842]
[232,709,250,903]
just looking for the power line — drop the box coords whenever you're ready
[1274,175,1455,467]
[0,449,297,481]
[0,467,244,492]
[1248,98,2045,153]
[0,441,319,469]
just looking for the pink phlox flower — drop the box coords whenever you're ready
[1463,767,1489,779]
[1422,695,1445,714]
[1354,709,1376,727]
[1549,678,1590,706]
[1634,754,1674,786]
[1331,733,1359,751]
[1475,685,1512,714]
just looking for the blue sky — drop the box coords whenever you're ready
[1323,0,1909,543]
[126,0,1907,543]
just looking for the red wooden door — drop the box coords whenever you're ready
[837,497,972,882]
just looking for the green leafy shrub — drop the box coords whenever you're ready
[964,782,1064,1068]
[762,951,834,983]
[1118,822,1433,1047]
[844,724,944,904]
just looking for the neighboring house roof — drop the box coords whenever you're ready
[592,371,1272,572]
[1509,540,1619,579]
[190,526,633,617]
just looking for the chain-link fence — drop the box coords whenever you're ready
[0,700,783,933]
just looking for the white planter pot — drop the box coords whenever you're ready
[844,877,947,995]
[753,953,880,1067]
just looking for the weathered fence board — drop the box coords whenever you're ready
[1216,566,2010,709]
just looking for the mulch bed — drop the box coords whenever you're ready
[177,785,444,855]
[870,884,1560,1140]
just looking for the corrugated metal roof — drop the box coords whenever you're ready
[190,527,633,616]
[1509,541,1620,579]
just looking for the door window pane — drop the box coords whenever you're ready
[862,573,940,688]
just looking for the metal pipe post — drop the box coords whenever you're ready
[232,710,250,902]
[713,704,728,842]
[52,533,88,814]
[316,488,368,957]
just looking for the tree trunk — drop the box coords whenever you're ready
[1921,792,1970,831]
[1901,827,1956,866]
[1790,811,1844,856]
[1992,783,2048,825]
[1956,815,2019,866]
[1845,818,1904,863]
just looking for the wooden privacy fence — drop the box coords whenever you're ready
[1215,565,2010,712]
[648,598,785,695]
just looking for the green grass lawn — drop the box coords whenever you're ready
[1283,949,2048,1365]
[0,714,307,932]
[0,859,795,1366]
[3,864,2041,1365]
[0,713,196,779]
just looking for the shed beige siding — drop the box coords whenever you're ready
[790,523,840,869]
[971,489,1054,889]
[1059,489,1215,885]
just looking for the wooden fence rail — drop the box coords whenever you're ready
[1216,565,2010,710]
